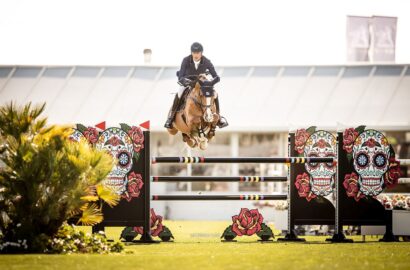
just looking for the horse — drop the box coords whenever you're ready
[167,74,220,150]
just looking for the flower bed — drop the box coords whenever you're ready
[377,194,410,210]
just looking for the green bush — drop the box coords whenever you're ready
[0,102,114,253]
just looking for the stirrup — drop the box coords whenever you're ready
[217,117,229,128]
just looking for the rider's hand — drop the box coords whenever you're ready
[182,78,192,86]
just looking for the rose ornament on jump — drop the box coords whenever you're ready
[221,208,273,241]
[120,209,174,242]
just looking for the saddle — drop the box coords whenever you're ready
[177,87,192,112]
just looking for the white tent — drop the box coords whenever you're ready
[1,64,409,132]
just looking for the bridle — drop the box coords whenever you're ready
[183,75,217,137]
[185,75,214,113]
[188,90,212,112]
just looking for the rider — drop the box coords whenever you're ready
[164,42,228,129]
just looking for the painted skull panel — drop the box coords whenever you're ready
[353,130,390,196]
[304,131,336,196]
[96,127,134,196]
[69,129,85,142]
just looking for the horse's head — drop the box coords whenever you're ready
[185,74,216,123]
[187,74,215,123]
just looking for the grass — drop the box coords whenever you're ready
[1,221,410,270]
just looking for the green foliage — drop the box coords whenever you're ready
[256,223,274,240]
[0,102,114,252]
[356,125,366,134]
[221,223,273,241]
[75,124,87,133]
[46,224,124,254]
[306,126,317,135]
[120,227,138,242]
[119,123,131,133]
[221,225,237,241]
[158,226,174,241]
[76,184,120,226]
[120,225,175,242]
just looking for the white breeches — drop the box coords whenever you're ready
[177,85,186,98]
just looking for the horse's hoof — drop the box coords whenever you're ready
[199,140,208,150]
[207,132,215,139]
[187,139,197,148]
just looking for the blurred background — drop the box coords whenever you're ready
[0,0,409,220]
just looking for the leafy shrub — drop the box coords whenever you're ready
[46,224,124,254]
[0,102,115,253]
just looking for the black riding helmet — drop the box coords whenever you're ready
[191,42,203,53]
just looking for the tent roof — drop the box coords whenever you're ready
[1,64,409,132]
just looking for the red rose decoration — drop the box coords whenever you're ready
[107,136,121,147]
[83,127,99,144]
[122,172,144,202]
[128,126,144,153]
[343,128,359,154]
[343,172,364,202]
[365,138,377,148]
[134,226,143,235]
[295,129,310,154]
[295,173,316,202]
[134,209,164,236]
[317,139,327,149]
[149,208,164,236]
[384,158,401,189]
[231,208,263,236]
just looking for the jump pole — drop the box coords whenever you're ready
[151,176,288,182]
[152,195,288,201]
[152,156,335,164]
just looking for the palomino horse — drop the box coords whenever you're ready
[167,74,220,150]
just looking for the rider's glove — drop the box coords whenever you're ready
[180,78,192,87]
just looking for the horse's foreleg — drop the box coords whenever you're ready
[167,127,178,135]
[197,124,210,150]
[182,133,197,148]
[207,124,217,141]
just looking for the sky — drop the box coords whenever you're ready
[0,0,409,66]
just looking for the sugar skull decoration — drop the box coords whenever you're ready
[342,127,401,201]
[70,123,146,202]
[304,131,336,197]
[352,130,390,196]
[69,128,85,142]
[294,127,336,202]
[69,125,99,144]
[96,127,134,197]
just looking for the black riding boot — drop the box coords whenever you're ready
[215,97,229,128]
[164,94,181,129]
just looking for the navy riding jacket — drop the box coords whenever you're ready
[177,55,220,84]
